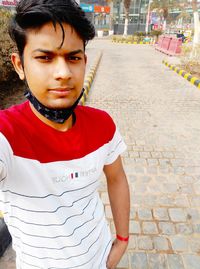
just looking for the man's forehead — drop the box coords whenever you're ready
[25,22,84,51]
[27,21,74,35]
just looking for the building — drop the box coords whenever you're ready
[80,0,111,31]
[113,0,150,34]
[113,1,200,35]
[80,0,151,34]
[1,0,198,35]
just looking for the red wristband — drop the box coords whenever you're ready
[116,234,129,242]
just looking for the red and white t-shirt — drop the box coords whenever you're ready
[0,102,126,269]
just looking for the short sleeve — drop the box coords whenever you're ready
[0,133,10,189]
[104,128,127,165]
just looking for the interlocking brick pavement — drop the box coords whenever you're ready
[87,40,200,268]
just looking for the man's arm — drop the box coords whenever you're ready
[0,159,6,186]
[103,156,130,269]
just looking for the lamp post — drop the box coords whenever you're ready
[145,0,151,35]
[117,0,120,24]
[115,0,120,34]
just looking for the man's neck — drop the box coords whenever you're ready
[29,103,73,132]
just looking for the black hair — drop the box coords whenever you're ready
[9,0,95,56]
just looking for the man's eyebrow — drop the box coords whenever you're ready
[67,49,84,56]
[33,49,84,55]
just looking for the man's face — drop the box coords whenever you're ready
[16,22,86,109]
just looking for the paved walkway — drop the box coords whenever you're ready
[87,40,200,269]
[1,39,200,268]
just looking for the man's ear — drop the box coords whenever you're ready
[11,53,25,80]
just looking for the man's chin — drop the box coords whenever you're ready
[46,101,73,110]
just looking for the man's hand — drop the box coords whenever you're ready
[106,239,128,269]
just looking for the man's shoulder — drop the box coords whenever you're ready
[76,105,116,142]
[77,105,114,124]
[0,102,28,131]
[0,102,28,117]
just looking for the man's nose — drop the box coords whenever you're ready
[53,58,72,80]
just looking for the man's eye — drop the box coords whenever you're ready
[68,56,81,61]
[35,56,52,61]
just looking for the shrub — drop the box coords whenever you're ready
[126,35,134,42]
[133,36,139,42]
[134,31,145,37]
[112,34,151,43]
[180,44,200,78]
[150,29,163,38]
[0,8,19,84]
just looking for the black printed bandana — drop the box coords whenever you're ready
[24,89,84,124]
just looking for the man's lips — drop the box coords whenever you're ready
[49,88,73,96]
[49,87,73,91]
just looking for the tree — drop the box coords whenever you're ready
[0,9,18,84]
[123,0,131,36]
[191,0,200,51]
[105,0,114,30]
[175,0,200,54]
[151,0,200,56]
[150,0,176,30]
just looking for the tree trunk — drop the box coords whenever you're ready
[193,11,200,46]
[123,14,128,36]
[191,0,200,57]
[123,0,131,36]
[163,19,166,31]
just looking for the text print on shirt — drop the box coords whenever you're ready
[52,167,97,183]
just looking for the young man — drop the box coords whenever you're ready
[0,1,130,268]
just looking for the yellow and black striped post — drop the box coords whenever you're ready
[163,60,200,89]
[112,40,152,45]
[80,51,102,106]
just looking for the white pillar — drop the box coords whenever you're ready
[145,0,151,35]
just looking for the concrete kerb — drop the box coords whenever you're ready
[112,40,154,45]
[80,51,103,105]
[163,60,200,89]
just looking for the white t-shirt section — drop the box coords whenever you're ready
[0,128,126,269]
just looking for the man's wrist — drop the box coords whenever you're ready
[116,234,129,242]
